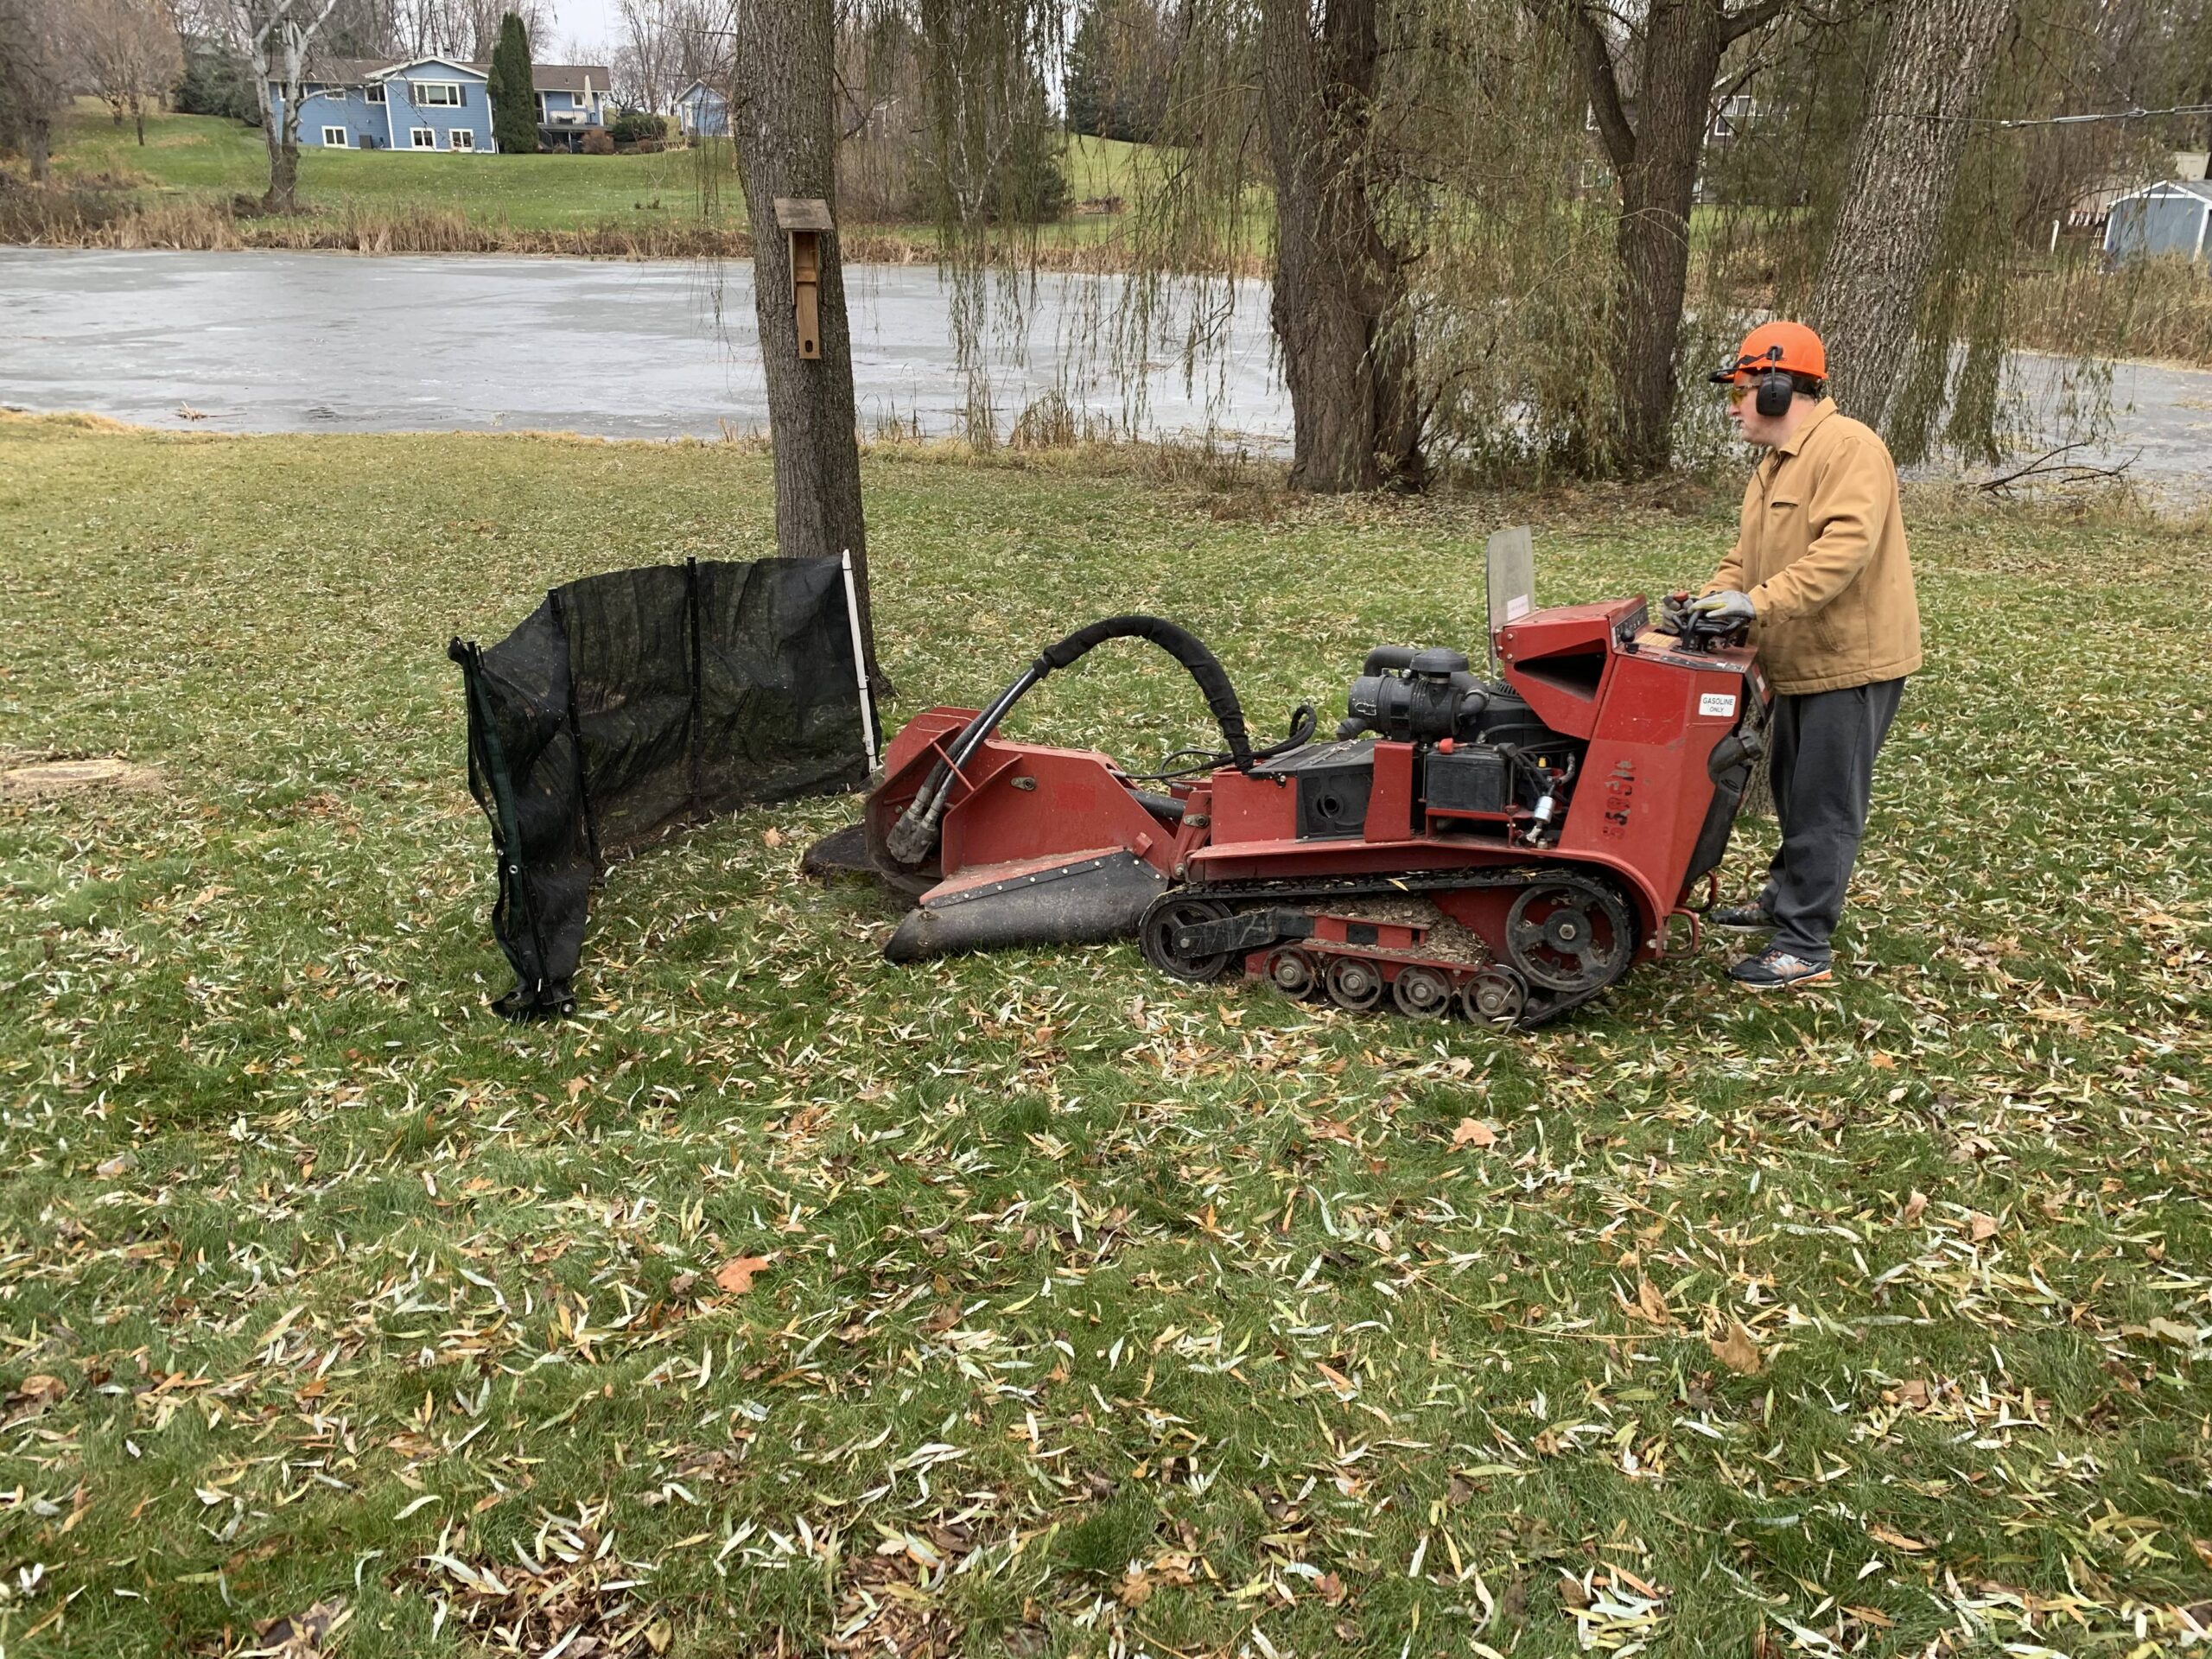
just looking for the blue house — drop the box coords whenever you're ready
[675,79,728,139]
[274,56,616,152]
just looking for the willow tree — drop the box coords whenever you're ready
[1808,0,2020,435]
[1541,0,1799,475]
[1076,0,1629,488]
[912,0,1068,443]
[1258,0,1422,490]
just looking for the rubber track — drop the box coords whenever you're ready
[1179,865,1631,1028]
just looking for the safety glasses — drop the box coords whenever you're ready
[1723,384,1751,404]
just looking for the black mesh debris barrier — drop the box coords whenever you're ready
[449,556,874,1020]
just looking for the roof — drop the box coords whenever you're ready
[2109,180,2212,210]
[372,57,485,81]
[676,79,727,102]
[530,64,612,94]
[303,55,611,94]
[311,57,394,85]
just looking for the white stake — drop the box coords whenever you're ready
[840,549,879,772]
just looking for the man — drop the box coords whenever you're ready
[1689,321,1922,991]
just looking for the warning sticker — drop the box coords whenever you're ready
[1699,692,1738,718]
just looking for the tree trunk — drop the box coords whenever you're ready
[1808,0,2017,437]
[729,0,885,694]
[1560,0,1783,475]
[263,117,298,213]
[135,101,147,144]
[1609,3,1724,475]
[27,114,50,183]
[1257,0,1423,493]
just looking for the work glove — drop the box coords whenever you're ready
[1688,589,1756,627]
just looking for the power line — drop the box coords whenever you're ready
[1987,102,2212,130]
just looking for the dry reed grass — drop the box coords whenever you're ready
[2010,255,2212,369]
[0,175,1249,274]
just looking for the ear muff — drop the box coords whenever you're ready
[1754,370,1794,417]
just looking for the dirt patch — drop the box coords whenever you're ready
[0,757,163,799]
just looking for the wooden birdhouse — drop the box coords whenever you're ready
[772,196,833,360]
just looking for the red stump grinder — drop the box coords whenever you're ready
[807,578,1770,1028]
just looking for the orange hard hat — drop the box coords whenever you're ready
[1707,320,1827,385]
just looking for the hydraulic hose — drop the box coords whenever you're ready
[886,614,1267,868]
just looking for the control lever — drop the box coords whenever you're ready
[1655,591,1749,653]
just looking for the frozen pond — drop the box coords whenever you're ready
[0,247,1286,447]
[1,247,2203,498]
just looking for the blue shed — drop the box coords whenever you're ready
[2103,181,2212,265]
[676,79,728,139]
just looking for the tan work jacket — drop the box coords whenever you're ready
[1709,398,1923,696]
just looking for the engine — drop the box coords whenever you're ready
[1259,643,1586,844]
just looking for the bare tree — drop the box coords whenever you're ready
[1808,0,2018,435]
[462,0,555,62]
[225,0,345,212]
[0,0,77,181]
[73,0,186,144]
[730,0,884,691]
[1543,0,1795,475]
[613,0,684,110]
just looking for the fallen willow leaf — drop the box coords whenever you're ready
[1452,1118,1497,1150]
[1867,1524,1929,1554]
[1708,1322,1763,1375]
[715,1255,772,1294]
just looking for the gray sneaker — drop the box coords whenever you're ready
[1727,948,1833,990]
[1711,902,1775,934]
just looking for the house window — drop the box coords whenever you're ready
[417,82,464,107]
[322,126,349,147]
[450,129,475,151]
[365,84,385,104]
[411,127,437,149]
[1711,94,1758,140]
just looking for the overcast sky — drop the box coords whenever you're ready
[548,0,622,60]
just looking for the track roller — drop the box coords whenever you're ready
[1390,963,1453,1020]
[1462,968,1528,1026]
[1325,955,1384,1012]
[1266,947,1320,1000]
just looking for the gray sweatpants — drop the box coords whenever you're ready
[1758,677,1906,963]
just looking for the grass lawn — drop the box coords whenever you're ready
[3,417,2210,1656]
[54,102,738,235]
[41,110,1208,266]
